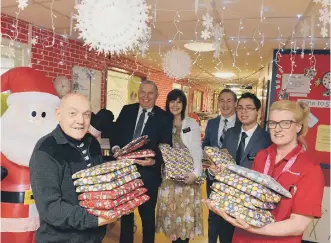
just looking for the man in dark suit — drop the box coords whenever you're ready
[209,92,272,243]
[111,80,173,243]
[202,88,241,243]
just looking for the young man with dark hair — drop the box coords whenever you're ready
[208,92,272,243]
[202,88,241,243]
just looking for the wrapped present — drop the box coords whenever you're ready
[208,192,275,227]
[114,135,150,158]
[80,187,147,209]
[159,144,205,184]
[225,164,291,198]
[72,159,135,179]
[211,182,276,210]
[76,172,141,193]
[204,147,236,167]
[117,149,155,159]
[78,179,144,200]
[74,165,137,186]
[215,170,281,203]
[87,194,150,219]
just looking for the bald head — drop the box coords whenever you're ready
[56,93,91,140]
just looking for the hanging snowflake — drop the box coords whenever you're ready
[17,0,28,10]
[202,13,213,29]
[31,36,38,45]
[74,0,150,55]
[162,49,192,80]
[314,0,331,37]
[201,30,211,40]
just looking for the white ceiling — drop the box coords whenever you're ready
[1,0,330,87]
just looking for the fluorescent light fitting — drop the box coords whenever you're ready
[213,72,235,78]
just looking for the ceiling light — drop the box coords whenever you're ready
[213,72,235,78]
[297,14,302,18]
[184,42,215,52]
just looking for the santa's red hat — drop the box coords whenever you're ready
[1,67,60,107]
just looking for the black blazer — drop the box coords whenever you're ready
[111,103,173,187]
[222,125,272,169]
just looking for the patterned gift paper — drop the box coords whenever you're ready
[215,170,281,203]
[73,165,137,186]
[159,144,205,184]
[117,149,156,159]
[208,193,275,228]
[87,194,150,219]
[226,164,292,198]
[72,159,135,179]
[80,187,147,209]
[211,182,276,210]
[204,147,236,167]
[76,172,141,193]
[78,179,144,200]
[114,135,149,158]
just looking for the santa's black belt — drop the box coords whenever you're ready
[1,190,34,204]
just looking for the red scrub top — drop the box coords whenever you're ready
[232,144,325,243]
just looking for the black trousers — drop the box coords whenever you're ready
[206,174,234,243]
[119,185,158,243]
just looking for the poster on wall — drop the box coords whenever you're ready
[271,49,330,243]
[72,66,101,113]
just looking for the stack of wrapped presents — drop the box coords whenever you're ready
[204,146,292,227]
[72,159,149,219]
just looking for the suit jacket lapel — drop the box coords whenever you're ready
[130,103,140,136]
[240,125,262,164]
[229,126,241,157]
[213,116,221,146]
[141,106,156,135]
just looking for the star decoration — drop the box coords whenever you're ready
[314,78,321,86]
[31,37,38,45]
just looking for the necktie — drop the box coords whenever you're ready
[219,119,228,147]
[133,109,147,139]
[236,132,248,165]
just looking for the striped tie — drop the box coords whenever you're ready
[219,119,228,147]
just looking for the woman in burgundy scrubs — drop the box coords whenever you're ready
[205,100,325,243]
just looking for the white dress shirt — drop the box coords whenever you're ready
[217,113,236,146]
[237,123,258,149]
[134,106,154,135]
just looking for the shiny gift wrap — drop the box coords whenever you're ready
[80,188,147,209]
[203,147,236,167]
[208,192,275,227]
[117,149,155,159]
[87,194,150,219]
[114,135,149,158]
[76,172,141,193]
[159,144,205,184]
[78,179,144,200]
[211,182,276,210]
[72,159,135,179]
[215,170,281,203]
[73,165,137,186]
[225,164,291,198]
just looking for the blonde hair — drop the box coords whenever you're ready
[270,100,310,139]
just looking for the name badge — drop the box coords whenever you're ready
[183,127,191,133]
[247,153,256,160]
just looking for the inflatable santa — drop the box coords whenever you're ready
[0,67,60,243]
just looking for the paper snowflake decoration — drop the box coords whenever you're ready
[314,0,331,37]
[31,36,38,45]
[17,0,28,10]
[213,24,225,40]
[202,13,213,29]
[201,30,211,40]
[74,0,150,55]
[162,49,192,80]
[137,26,151,57]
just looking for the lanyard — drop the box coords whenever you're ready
[263,148,303,180]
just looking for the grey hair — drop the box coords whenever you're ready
[139,80,158,93]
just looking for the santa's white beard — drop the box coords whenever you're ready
[1,107,58,167]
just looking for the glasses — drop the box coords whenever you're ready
[267,120,297,129]
[236,106,256,112]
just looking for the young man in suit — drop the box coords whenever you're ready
[202,88,241,243]
[209,92,272,243]
[111,80,173,243]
